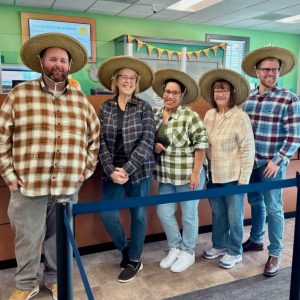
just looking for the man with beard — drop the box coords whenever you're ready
[0,33,100,300]
[242,46,300,277]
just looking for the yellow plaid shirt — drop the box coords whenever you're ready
[0,78,100,197]
[204,106,255,184]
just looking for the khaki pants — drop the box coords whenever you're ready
[8,186,80,290]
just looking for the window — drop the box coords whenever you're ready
[206,34,249,74]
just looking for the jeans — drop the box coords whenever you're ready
[156,169,205,253]
[99,177,151,260]
[207,181,245,256]
[7,188,80,290]
[247,164,286,257]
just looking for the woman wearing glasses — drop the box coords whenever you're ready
[97,56,155,282]
[199,68,255,269]
[152,69,208,272]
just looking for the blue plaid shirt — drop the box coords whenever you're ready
[99,96,155,184]
[243,84,300,168]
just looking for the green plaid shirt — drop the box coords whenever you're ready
[153,105,208,185]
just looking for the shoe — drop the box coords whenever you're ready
[160,248,181,269]
[170,251,195,273]
[118,260,143,283]
[45,283,57,300]
[203,247,226,259]
[242,239,263,252]
[264,255,280,277]
[120,247,129,269]
[219,254,242,269]
[9,285,39,300]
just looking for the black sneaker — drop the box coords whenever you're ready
[118,261,143,283]
[120,247,129,269]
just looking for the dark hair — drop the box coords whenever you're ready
[210,80,236,111]
[163,79,186,93]
[39,47,71,61]
[255,57,282,69]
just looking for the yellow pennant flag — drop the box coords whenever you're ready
[203,49,210,57]
[212,46,218,55]
[166,50,173,60]
[176,51,182,60]
[220,43,226,50]
[147,44,154,55]
[157,48,164,58]
[195,50,201,60]
[187,51,193,60]
[137,39,144,51]
[127,35,134,43]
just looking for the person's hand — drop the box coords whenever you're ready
[8,180,25,192]
[190,171,200,191]
[263,160,279,178]
[154,143,166,154]
[79,174,85,181]
[111,169,129,185]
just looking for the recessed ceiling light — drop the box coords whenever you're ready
[168,0,223,12]
[276,15,300,24]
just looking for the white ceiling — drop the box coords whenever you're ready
[2,0,300,34]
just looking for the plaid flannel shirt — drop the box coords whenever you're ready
[154,105,208,185]
[243,84,300,168]
[0,78,100,197]
[204,106,255,184]
[99,96,155,184]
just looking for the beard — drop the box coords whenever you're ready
[43,65,68,82]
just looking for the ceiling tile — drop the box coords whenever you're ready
[52,0,96,11]
[87,1,130,14]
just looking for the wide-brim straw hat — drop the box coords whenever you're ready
[199,68,250,106]
[20,33,87,74]
[242,46,296,78]
[152,69,199,105]
[98,56,154,93]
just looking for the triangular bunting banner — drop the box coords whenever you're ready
[126,35,225,60]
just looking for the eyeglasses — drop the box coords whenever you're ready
[164,89,181,97]
[214,89,230,95]
[257,68,280,74]
[117,74,138,82]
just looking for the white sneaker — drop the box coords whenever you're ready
[160,248,181,268]
[219,254,242,269]
[170,251,195,273]
[203,247,226,259]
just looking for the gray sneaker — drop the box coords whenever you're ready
[219,254,242,269]
[203,247,226,259]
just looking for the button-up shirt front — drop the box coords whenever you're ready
[0,78,100,197]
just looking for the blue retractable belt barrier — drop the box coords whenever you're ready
[57,175,300,300]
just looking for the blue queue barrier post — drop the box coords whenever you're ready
[290,172,300,300]
[56,202,73,300]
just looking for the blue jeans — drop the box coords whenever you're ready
[207,181,245,256]
[247,164,286,257]
[99,177,151,260]
[156,169,205,253]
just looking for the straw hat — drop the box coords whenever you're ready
[152,69,199,105]
[199,68,250,105]
[242,46,296,78]
[98,56,154,93]
[20,33,87,74]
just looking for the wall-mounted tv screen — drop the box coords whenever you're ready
[21,12,96,62]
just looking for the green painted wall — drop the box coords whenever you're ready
[0,4,299,94]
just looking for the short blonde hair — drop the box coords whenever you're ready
[111,68,141,95]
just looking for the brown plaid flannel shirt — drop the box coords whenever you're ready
[0,78,100,197]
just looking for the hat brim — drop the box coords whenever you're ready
[242,46,296,78]
[98,56,154,93]
[152,69,199,105]
[199,68,250,106]
[20,33,87,74]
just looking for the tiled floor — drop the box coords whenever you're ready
[0,218,295,300]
